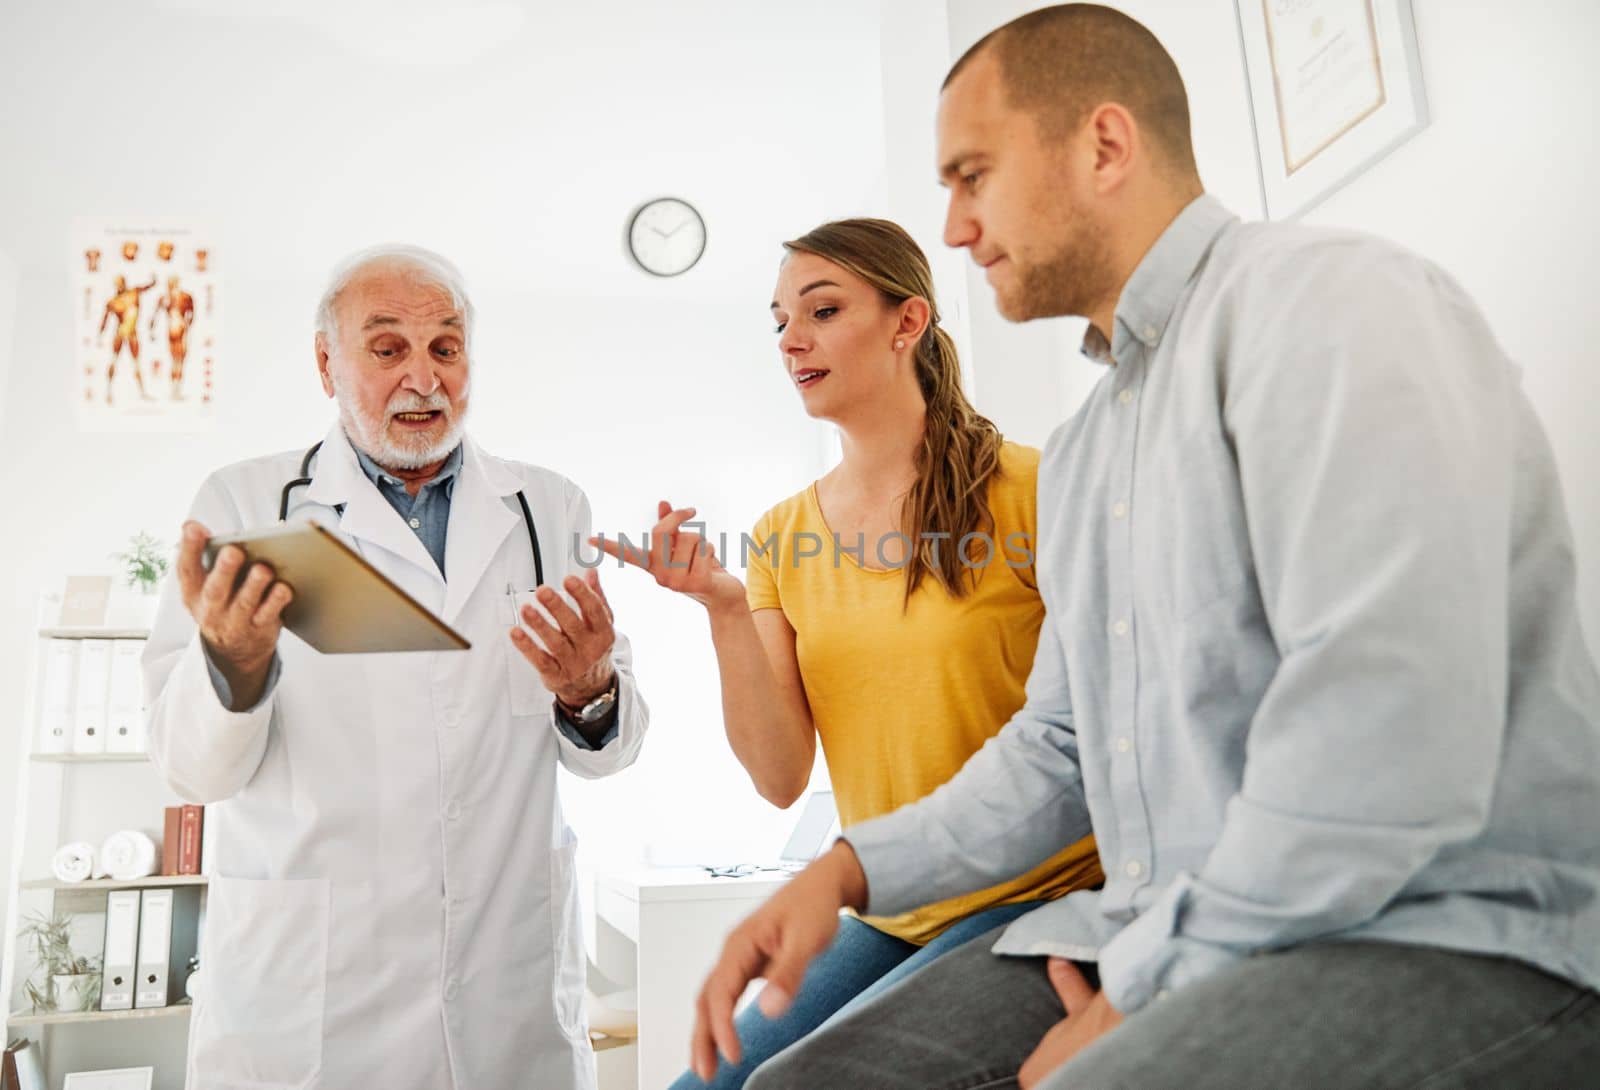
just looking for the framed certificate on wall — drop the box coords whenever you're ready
[1236,0,1428,218]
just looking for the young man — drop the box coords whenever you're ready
[692,6,1600,1088]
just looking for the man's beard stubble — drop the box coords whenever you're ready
[1003,205,1118,325]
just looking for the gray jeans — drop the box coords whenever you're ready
[743,929,1600,1090]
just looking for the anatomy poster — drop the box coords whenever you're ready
[73,219,220,431]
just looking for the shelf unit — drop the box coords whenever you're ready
[7,1002,192,1028]
[3,600,201,1090]
[36,628,154,641]
[19,876,207,893]
[31,754,151,765]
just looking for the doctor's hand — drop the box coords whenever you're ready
[689,841,869,1082]
[590,501,746,613]
[176,520,293,711]
[508,572,617,707]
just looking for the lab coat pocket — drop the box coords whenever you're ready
[549,838,588,1041]
[190,876,329,1089]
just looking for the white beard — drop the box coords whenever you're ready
[332,373,466,470]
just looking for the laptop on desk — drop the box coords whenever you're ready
[697,790,840,878]
[776,790,840,872]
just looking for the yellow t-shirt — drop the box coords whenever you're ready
[745,442,1102,944]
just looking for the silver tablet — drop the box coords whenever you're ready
[202,523,470,654]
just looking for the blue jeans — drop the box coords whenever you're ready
[666,900,1041,1090]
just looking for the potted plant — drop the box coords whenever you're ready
[108,531,171,627]
[18,911,101,1013]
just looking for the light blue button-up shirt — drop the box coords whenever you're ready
[847,195,1600,1013]
[352,443,462,576]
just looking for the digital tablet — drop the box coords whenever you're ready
[202,523,470,654]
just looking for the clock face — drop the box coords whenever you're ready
[627,197,707,277]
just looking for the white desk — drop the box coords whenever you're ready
[593,866,789,1090]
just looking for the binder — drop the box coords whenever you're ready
[35,638,78,755]
[177,806,204,875]
[105,638,147,753]
[71,639,113,754]
[134,886,201,1009]
[3,1036,47,1090]
[161,807,182,876]
[100,889,141,1010]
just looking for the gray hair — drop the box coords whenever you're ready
[313,243,475,346]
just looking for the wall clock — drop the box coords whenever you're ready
[627,197,707,277]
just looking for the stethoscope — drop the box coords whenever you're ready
[279,440,544,587]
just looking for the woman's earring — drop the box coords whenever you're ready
[894,339,905,349]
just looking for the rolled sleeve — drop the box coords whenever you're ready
[552,703,620,750]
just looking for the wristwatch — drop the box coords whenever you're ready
[556,675,618,725]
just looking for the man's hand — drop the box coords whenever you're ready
[508,571,617,706]
[175,520,293,711]
[1017,958,1125,1089]
[591,501,746,613]
[689,842,869,1082]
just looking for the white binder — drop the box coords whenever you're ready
[134,886,201,1009]
[71,639,113,754]
[134,889,172,1008]
[100,889,142,1010]
[35,638,78,755]
[105,638,148,754]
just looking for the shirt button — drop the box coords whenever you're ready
[443,977,459,1002]
[1112,619,1129,637]
[444,800,462,821]
[443,710,461,730]
[409,517,421,529]
[1124,859,1144,878]
[1117,388,1135,406]
[1142,324,1158,342]
[1115,736,1133,753]
[1112,501,1128,519]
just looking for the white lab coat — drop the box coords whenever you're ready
[143,424,648,1090]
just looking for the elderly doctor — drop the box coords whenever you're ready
[143,244,648,1089]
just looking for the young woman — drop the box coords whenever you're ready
[600,219,1101,1090]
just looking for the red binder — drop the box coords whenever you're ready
[177,805,204,875]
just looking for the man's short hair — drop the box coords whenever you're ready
[314,243,475,346]
[945,3,1199,179]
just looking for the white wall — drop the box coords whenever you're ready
[0,249,15,427]
[918,1,1599,642]
[0,1,893,1066]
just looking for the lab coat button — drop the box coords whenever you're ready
[444,800,462,821]
[443,977,459,1002]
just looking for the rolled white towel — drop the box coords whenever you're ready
[99,830,158,881]
[51,841,97,883]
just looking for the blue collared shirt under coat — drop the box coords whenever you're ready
[845,195,1600,1014]
[353,443,462,576]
